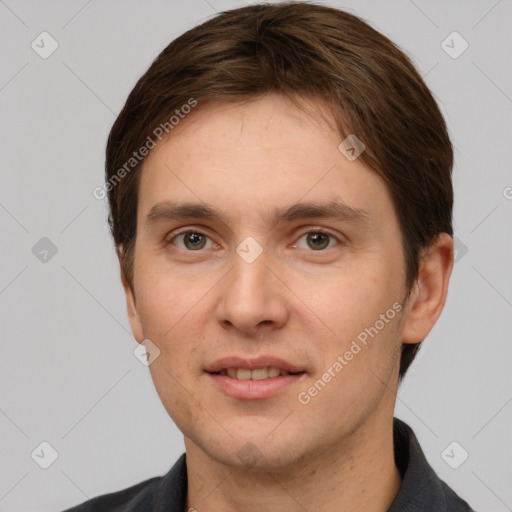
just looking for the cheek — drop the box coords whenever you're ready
[299,257,401,325]
[134,259,202,335]
[133,261,211,375]
[296,258,404,372]
[148,359,198,433]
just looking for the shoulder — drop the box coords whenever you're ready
[391,418,476,512]
[60,454,187,512]
[438,479,477,512]
[61,476,161,512]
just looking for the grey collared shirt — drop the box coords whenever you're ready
[62,418,475,511]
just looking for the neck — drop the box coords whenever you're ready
[184,410,401,512]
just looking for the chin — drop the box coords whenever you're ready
[186,421,303,470]
[218,443,304,473]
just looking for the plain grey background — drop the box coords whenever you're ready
[1,0,511,510]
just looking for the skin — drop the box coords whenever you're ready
[119,93,453,512]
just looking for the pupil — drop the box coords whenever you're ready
[186,233,205,249]
[308,232,328,250]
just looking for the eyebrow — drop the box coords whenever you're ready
[145,199,369,228]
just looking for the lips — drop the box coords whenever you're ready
[205,356,307,399]
[204,356,306,375]
[221,367,293,380]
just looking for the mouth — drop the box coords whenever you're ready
[205,356,307,400]
[209,367,305,380]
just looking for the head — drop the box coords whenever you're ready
[105,2,453,469]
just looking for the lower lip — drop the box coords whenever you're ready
[207,372,306,400]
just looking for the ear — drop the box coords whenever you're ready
[401,233,454,344]
[117,246,145,344]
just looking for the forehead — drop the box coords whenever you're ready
[137,93,393,225]
[152,94,340,162]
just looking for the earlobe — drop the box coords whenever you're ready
[117,247,145,343]
[401,233,454,344]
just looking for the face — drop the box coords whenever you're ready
[123,94,413,470]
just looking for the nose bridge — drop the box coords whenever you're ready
[228,248,271,306]
[217,244,288,332]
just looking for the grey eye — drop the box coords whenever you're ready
[296,231,336,251]
[174,232,212,250]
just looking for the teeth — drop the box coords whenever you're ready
[251,368,268,380]
[236,368,252,380]
[222,367,293,380]
[268,367,280,378]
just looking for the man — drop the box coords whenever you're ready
[65,2,475,510]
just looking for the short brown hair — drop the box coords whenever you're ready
[105,1,453,381]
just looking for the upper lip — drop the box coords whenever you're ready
[205,356,305,374]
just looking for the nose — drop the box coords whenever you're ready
[216,250,289,335]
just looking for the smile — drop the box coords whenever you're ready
[214,367,302,380]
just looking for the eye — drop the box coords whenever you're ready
[295,231,339,251]
[170,231,215,251]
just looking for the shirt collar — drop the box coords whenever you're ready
[152,417,472,512]
[389,417,449,511]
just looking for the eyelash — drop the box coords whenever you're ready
[166,227,342,251]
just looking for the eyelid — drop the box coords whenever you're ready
[292,226,345,246]
[164,225,345,249]
[165,226,216,247]
[299,226,347,244]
